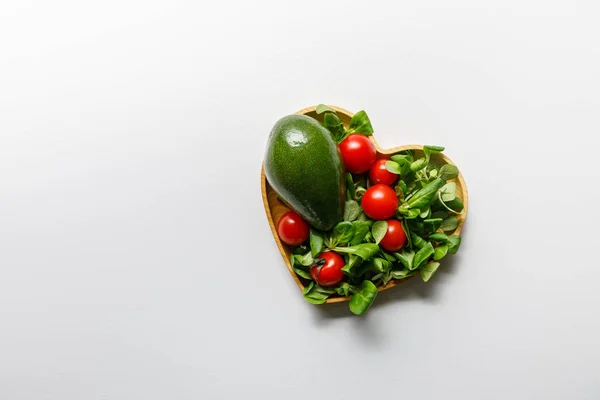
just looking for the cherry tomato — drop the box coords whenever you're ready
[338,134,376,174]
[361,184,398,220]
[310,251,345,286]
[380,219,407,252]
[369,159,398,186]
[277,211,309,246]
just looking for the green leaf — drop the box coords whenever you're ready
[391,269,417,280]
[382,271,393,286]
[398,159,414,176]
[424,145,445,152]
[335,243,380,261]
[385,161,402,175]
[341,260,354,275]
[431,210,449,220]
[408,219,425,236]
[419,207,430,219]
[335,282,356,297]
[302,282,329,304]
[292,254,303,266]
[424,145,445,161]
[346,173,356,200]
[293,265,312,280]
[438,197,464,215]
[291,254,312,279]
[353,243,380,260]
[424,218,443,233]
[347,110,374,135]
[372,221,388,245]
[355,188,366,201]
[314,285,336,295]
[309,229,324,257]
[385,155,412,177]
[447,235,462,254]
[324,113,346,142]
[407,178,445,210]
[404,180,418,194]
[410,158,428,172]
[420,262,440,282]
[372,257,392,273]
[349,280,378,315]
[394,185,405,201]
[324,234,333,250]
[350,221,371,246]
[332,221,355,247]
[394,248,415,270]
[401,219,412,248]
[344,200,361,222]
[382,251,396,263]
[441,216,459,232]
[299,251,314,266]
[429,232,449,243]
[433,244,449,261]
[439,182,457,202]
[398,206,420,219]
[429,169,438,178]
[414,242,434,268]
[391,154,413,164]
[445,197,464,212]
[438,196,465,215]
[410,233,428,250]
[316,104,336,114]
[352,257,373,277]
[293,245,309,255]
[398,180,408,195]
[439,164,459,181]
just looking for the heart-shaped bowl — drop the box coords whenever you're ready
[261,105,468,303]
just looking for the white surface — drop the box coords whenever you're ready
[1,1,599,399]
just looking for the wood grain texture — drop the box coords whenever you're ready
[261,105,468,304]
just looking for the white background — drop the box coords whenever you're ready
[1,1,599,399]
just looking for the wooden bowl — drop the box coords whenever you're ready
[261,105,469,303]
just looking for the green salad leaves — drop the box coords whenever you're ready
[289,105,465,315]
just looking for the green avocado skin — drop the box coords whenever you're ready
[264,114,345,231]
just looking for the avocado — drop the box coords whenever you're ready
[264,114,345,231]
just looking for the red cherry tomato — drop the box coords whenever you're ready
[380,219,407,252]
[310,251,345,286]
[361,184,398,220]
[369,159,398,186]
[277,211,309,246]
[338,134,376,174]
